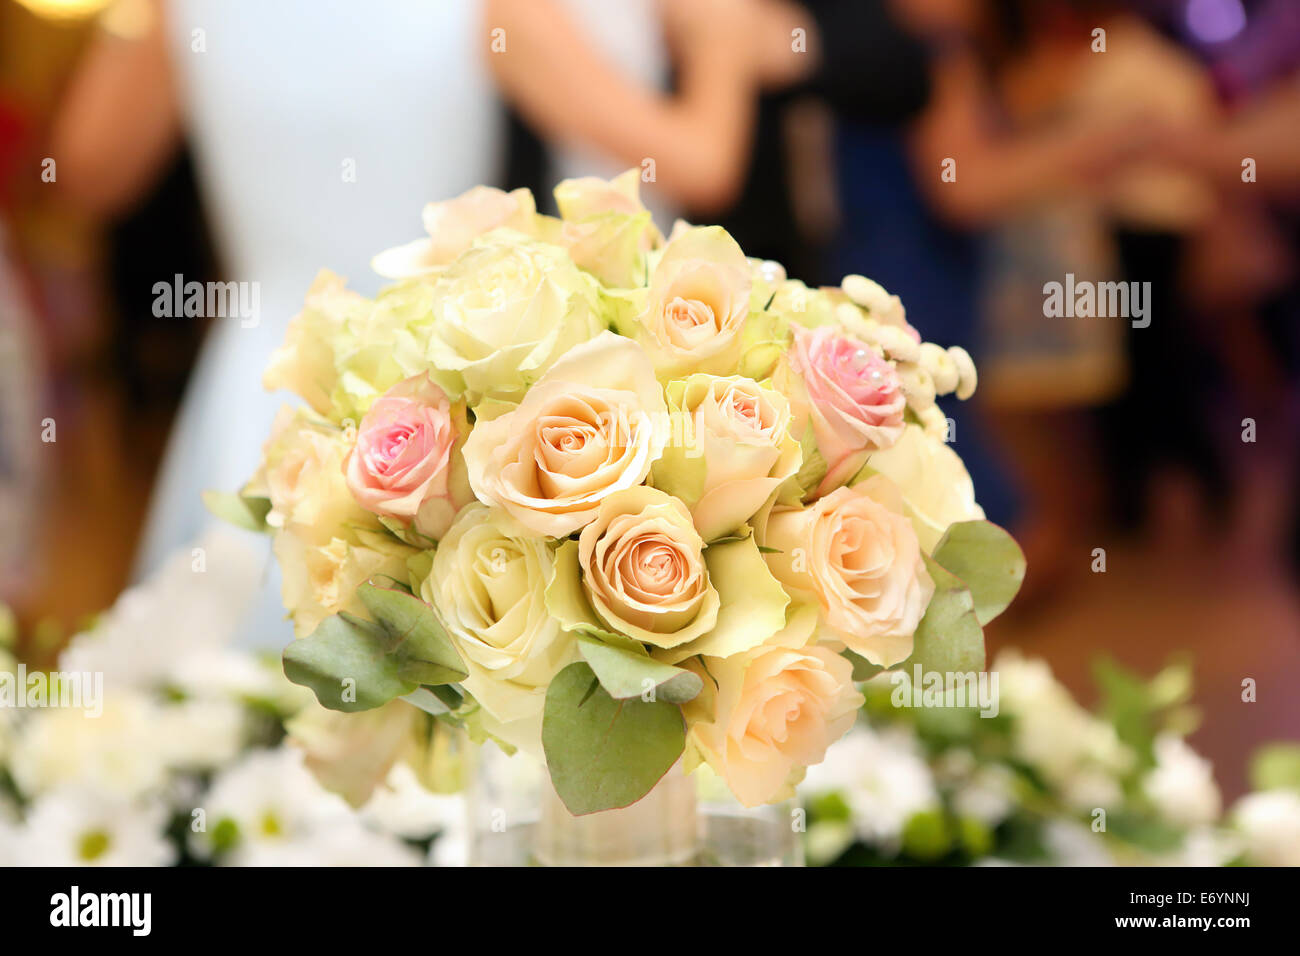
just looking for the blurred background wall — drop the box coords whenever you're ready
[0,0,1296,797]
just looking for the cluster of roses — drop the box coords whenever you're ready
[249,170,988,811]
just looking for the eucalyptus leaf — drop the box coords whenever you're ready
[907,555,985,674]
[202,491,271,533]
[931,520,1025,625]
[844,649,885,682]
[542,661,685,816]
[283,614,414,712]
[578,638,702,704]
[357,583,467,685]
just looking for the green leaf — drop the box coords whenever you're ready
[542,661,686,816]
[578,637,702,704]
[283,615,415,712]
[931,520,1025,625]
[908,555,985,674]
[202,491,271,533]
[1249,743,1300,793]
[843,649,885,682]
[357,583,467,686]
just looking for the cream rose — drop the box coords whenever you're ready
[275,532,415,637]
[576,486,720,649]
[617,226,753,379]
[424,237,605,403]
[422,504,577,733]
[685,643,863,807]
[256,408,370,546]
[651,374,801,541]
[462,332,669,537]
[371,186,537,278]
[263,271,365,417]
[862,423,984,553]
[554,169,651,222]
[761,476,934,667]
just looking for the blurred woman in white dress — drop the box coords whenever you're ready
[52,0,500,646]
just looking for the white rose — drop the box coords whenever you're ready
[422,504,579,755]
[423,237,606,404]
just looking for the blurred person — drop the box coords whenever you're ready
[883,0,1199,601]
[51,0,503,648]
[0,218,45,604]
[488,0,934,280]
[1144,0,1300,573]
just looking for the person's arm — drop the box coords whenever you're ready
[48,0,181,219]
[909,51,1150,227]
[484,0,759,214]
[1159,75,1300,197]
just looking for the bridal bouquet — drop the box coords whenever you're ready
[211,170,1025,816]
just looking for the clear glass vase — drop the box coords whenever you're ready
[467,745,802,867]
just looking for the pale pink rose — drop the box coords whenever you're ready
[685,643,863,807]
[554,169,649,221]
[789,324,905,495]
[344,375,470,539]
[761,476,934,668]
[370,186,536,278]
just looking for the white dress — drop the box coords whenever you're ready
[136,0,500,646]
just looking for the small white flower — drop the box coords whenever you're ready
[11,788,174,867]
[361,762,465,842]
[193,747,352,861]
[802,724,939,852]
[154,699,248,771]
[952,763,1018,827]
[1143,734,1221,828]
[10,696,169,801]
[1231,790,1300,866]
[234,821,422,867]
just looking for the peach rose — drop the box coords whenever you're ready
[371,186,537,278]
[787,324,905,496]
[577,486,720,649]
[651,374,801,541]
[620,226,752,379]
[685,643,863,807]
[554,169,650,222]
[462,332,668,537]
[344,374,471,539]
[258,408,369,546]
[761,476,933,667]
